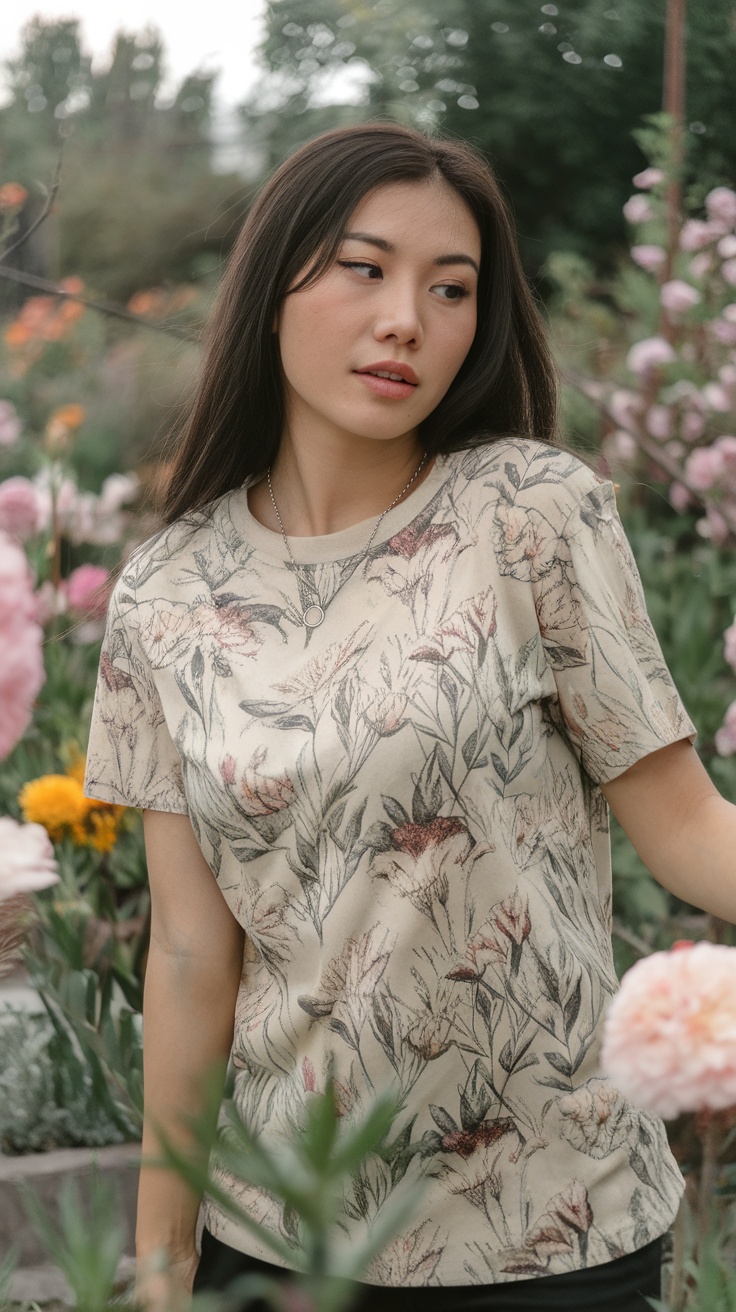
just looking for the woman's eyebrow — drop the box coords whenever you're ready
[343,230,479,275]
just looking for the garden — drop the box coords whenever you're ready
[2,2,736,1309]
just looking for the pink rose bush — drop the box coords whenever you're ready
[601,942,736,1119]
[0,530,45,758]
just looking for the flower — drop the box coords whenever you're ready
[669,483,693,513]
[0,183,27,210]
[680,219,723,251]
[623,195,654,225]
[601,941,736,1117]
[18,771,124,850]
[724,622,736,674]
[690,252,713,279]
[706,186,736,227]
[606,430,637,463]
[65,564,111,619]
[0,400,21,446]
[685,447,725,492]
[722,259,736,288]
[238,746,295,816]
[631,244,666,272]
[645,405,673,440]
[715,700,736,756]
[632,167,664,190]
[0,532,45,759]
[0,818,58,901]
[660,279,701,314]
[702,382,732,412]
[0,477,43,539]
[626,337,676,375]
[718,236,736,260]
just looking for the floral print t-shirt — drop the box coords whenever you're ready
[84,439,695,1286]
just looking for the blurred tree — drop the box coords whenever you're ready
[240,0,736,274]
[0,19,250,300]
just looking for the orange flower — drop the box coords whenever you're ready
[0,182,28,210]
[18,767,124,851]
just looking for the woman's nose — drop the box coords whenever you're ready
[372,285,423,347]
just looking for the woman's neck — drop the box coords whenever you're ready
[248,431,433,538]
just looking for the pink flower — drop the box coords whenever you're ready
[0,533,45,759]
[0,400,21,447]
[631,244,665,273]
[680,219,722,251]
[626,337,676,375]
[706,187,736,227]
[65,564,111,619]
[601,942,736,1118]
[606,430,637,463]
[660,279,701,314]
[632,167,664,190]
[685,447,725,491]
[724,305,736,323]
[718,236,736,260]
[0,818,58,902]
[702,382,732,412]
[696,507,730,544]
[715,435,736,469]
[645,405,673,440]
[724,622,736,674]
[669,483,693,513]
[711,319,736,347]
[0,478,43,540]
[608,388,643,428]
[689,253,712,279]
[716,700,736,756]
[722,259,736,288]
[34,580,67,625]
[623,195,654,225]
[682,410,706,442]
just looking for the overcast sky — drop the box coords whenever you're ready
[1,0,268,107]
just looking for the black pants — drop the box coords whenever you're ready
[193,1227,663,1311]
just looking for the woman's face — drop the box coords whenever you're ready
[275,178,481,450]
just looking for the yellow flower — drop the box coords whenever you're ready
[19,775,89,841]
[18,768,124,851]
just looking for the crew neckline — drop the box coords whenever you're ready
[229,453,453,565]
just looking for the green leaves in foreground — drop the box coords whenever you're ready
[21,1169,126,1312]
[155,1070,424,1312]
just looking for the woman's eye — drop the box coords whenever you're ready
[434,283,468,300]
[339,260,381,279]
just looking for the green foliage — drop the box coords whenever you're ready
[241,0,736,275]
[158,1073,423,1312]
[21,1170,125,1312]
[0,1246,19,1312]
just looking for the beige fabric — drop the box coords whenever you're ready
[85,440,695,1285]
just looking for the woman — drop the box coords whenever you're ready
[84,123,734,1312]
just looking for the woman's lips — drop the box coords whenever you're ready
[354,371,417,400]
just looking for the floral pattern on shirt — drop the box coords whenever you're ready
[84,440,695,1285]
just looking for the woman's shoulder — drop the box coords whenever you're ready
[113,488,239,601]
[447,436,609,517]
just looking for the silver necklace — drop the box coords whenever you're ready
[267,452,429,628]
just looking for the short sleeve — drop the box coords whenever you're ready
[532,475,697,784]
[83,575,189,813]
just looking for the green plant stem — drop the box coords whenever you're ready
[697,1112,721,1260]
[669,1196,687,1312]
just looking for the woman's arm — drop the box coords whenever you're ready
[601,738,736,923]
[135,809,244,1308]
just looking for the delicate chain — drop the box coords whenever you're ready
[267,452,429,625]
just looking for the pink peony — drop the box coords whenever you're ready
[631,244,666,273]
[623,194,654,225]
[702,382,732,412]
[0,818,59,902]
[716,700,736,756]
[632,167,664,190]
[706,187,736,227]
[65,564,111,619]
[626,337,676,374]
[685,446,725,491]
[601,942,736,1118]
[722,259,736,288]
[718,236,736,260]
[680,219,723,251]
[0,400,21,447]
[0,533,45,759]
[669,483,693,513]
[0,478,43,540]
[660,279,701,314]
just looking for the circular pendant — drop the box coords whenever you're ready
[303,604,325,628]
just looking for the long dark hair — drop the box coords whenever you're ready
[160,122,558,525]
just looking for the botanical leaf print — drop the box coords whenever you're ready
[84,438,695,1285]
